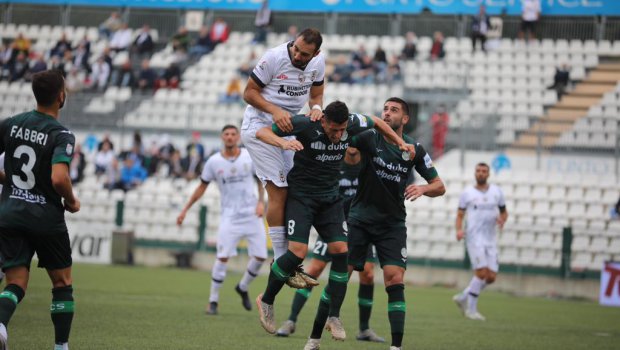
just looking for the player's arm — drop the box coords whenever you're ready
[456,208,466,241]
[306,83,324,121]
[498,206,508,230]
[256,116,309,151]
[177,181,208,226]
[404,144,445,200]
[255,176,265,217]
[370,116,415,158]
[51,163,80,213]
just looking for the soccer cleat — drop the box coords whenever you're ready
[356,328,385,343]
[276,320,296,337]
[206,302,218,315]
[297,267,319,287]
[465,311,486,321]
[325,316,346,341]
[0,323,7,350]
[284,270,307,289]
[235,284,252,311]
[303,338,321,350]
[452,294,468,316]
[389,347,402,350]
[256,294,276,334]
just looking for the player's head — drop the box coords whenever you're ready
[221,125,240,149]
[290,28,322,69]
[32,69,67,110]
[382,97,409,131]
[321,101,349,144]
[475,162,490,185]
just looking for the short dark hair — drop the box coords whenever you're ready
[298,28,323,52]
[385,97,409,116]
[323,101,349,124]
[221,125,239,133]
[476,162,490,169]
[32,70,65,107]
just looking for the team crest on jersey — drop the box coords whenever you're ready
[259,61,267,70]
[311,70,317,81]
[342,221,348,235]
[298,74,305,84]
[66,144,73,156]
[401,247,407,258]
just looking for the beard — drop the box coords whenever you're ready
[59,96,66,109]
[476,178,487,186]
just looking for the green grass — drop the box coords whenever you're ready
[5,263,619,350]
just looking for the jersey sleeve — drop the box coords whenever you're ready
[51,130,75,165]
[412,143,438,182]
[347,113,375,136]
[351,129,378,156]
[251,49,276,88]
[272,115,312,137]
[0,118,9,155]
[498,187,506,209]
[458,190,468,210]
[312,53,326,86]
[200,157,215,183]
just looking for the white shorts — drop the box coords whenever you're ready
[466,241,499,272]
[241,108,294,188]
[216,217,268,260]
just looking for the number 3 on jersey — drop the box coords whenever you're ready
[13,145,36,190]
[287,220,296,235]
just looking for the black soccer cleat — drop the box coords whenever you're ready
[206,302,218,315]
[235,284,252,311]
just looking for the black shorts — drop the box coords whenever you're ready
[309,237,377,263]
[521,20,537,33]
[285,194,347,245]
[348,222,407,271]
[0,228,72,271]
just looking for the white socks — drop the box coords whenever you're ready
[466,276,487,313]
[210,260,228,303]
[54,343,69,350]
[238,258,264,292]
[0,323,6,340]
[269,226,288,259]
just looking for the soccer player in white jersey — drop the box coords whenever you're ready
[177,125,267,315]
[241,28,325,288]
[453,163,508,321]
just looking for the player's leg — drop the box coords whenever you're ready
[356,246,384,343]
[265,181,288,259]
[209,222,240,315]
[453,240,486,317]
[236,219,268,311]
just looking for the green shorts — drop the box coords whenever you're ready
[0,228,72,271]
[309,237,377,263]
[285,194,347,245]
[348,222,407,270]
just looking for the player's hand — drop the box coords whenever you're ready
[177,210,187,226]
[273,109,293,132]
[404,184,425,201]
[399,143,416,160]
[456,229,465,241]
[497,217,506,230]
[306,108,323,122]
[64,197,80,213]
[256,202,265,217]
[281,139,304,151]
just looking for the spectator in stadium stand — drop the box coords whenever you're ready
[189,26,213,58]
[76,34,91,56]
[329,54,354,84]
[547,63,571,100]
[207,18,230,49]
[118,156,148,191]
[374,45,388,82]
[65,68,85,92]
[50,33,72,58]
[72,43,91,73]
[610,196,620,219]
[220,76,243,104]
[519,0,541,42]
[137,59,158,91]
[471,5,491,52]
[101,46,113,68]
[99,11,123,39]
[89,56,110,91]
[387,56,402,82]
[253,0,272,44]
[0,44,15,76]
[98,134,115,152]
[112,59,136,89]
[400,31,417,60]
[70,144,86,184]
[8,52,28,82]
[95,139,116,176]
[172,26,191,54]
[168,149,186,179]
[12,33,31,55]
[133,24,155,58]
[431,105,449,159]
[157,62,181,89]
[183,133,206,180]
[430,31,446,61]
[110,23,133,52]
[238,50,258,78]
[24,54,47,81]
[50,56,66,77]
[286,25,298,42]
[352,55,376,84]
[352,44,368,67]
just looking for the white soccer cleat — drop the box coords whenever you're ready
[465,311,486,321]
[325,316,346,341]
[389,346,402,350]
[0,323,7,350]
[452,294,468,316]
[276,320,296,337]
[304,338,321,350]
[356,328,385,342]
[256,294,276,334]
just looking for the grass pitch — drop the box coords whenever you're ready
[5,263,619,349]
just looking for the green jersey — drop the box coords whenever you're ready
[349,130,438,228]
[273,113,375,198]
[339,161,361,199]
[0,110,75,234]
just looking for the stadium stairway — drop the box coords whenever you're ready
[511,59,620,149]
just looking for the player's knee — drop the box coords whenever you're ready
[475,269,488,280]
[327,241,348,255]
[384,270,404,286]
[359,270,374,285]
[51,276,72,289]
[289,244,308,258]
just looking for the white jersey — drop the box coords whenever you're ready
[522,0,541,21]
[242,41,325,126]
[458,184,506,245]
[200,149,258,222]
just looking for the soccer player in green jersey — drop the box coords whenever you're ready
[252,101,415,347]
[347,97,446,350]
[0,70,80,350]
